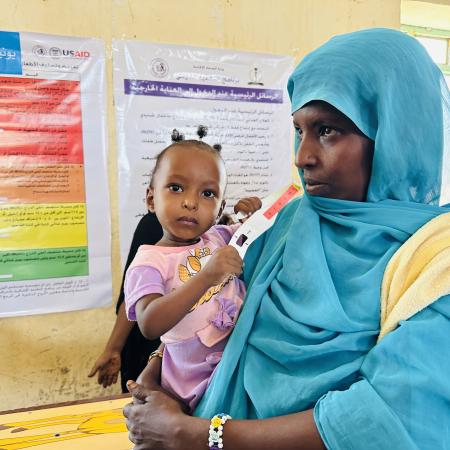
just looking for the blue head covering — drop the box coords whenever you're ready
[195,29,450,423]
[288,28,448,205]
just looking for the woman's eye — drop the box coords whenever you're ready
[295,127,303,140]
[168,184,183,192]
[319,126,335,136]
[203,190,216,198]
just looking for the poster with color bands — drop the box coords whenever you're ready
[0,31,111,317]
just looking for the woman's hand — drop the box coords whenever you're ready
[234,196,262,221]
[88,349,121,388]
[124,381,189,450]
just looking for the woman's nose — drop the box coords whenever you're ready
[295,135,318,169]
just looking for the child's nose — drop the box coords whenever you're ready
[182,196,197,210]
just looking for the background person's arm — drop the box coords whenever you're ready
[89,213,163,388]
[88,302,134,387]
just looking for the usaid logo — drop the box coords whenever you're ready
[32,45,90,59]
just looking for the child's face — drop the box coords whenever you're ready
[147,145,226,246]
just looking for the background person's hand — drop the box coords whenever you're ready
[88,349,121,388]
[124,380,188,450]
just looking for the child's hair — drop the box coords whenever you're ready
[149,125,223,187]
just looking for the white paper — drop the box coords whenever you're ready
[113,40,294,263]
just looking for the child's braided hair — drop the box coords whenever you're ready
[149,125,223,187]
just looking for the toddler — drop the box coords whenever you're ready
[124,126,261,411]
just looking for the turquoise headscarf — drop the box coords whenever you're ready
[288,27,447,205]
[196,29,450,448]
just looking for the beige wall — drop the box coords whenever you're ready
[0,0,400,410]
[402,0,450,29]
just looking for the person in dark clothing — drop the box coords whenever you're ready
[89,212,163,393]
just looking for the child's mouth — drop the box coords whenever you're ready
[178,216,198,225]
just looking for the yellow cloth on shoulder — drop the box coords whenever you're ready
[378,212,450,342]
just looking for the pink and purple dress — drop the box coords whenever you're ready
[124,224,245,411]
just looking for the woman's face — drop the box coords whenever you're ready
[293,101,374,202]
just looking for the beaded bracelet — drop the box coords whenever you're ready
[208,413,232,449]
[147,350,163,363]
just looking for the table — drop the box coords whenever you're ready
[0,395,132,449]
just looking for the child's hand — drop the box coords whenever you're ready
[202,245,243,285]
[234,196,262,221]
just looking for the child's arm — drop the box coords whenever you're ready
[135,245,243,340]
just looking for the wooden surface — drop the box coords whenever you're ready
[0,395,132,449]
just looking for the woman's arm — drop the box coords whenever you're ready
[314,295,450,449]
[136,245,243,339]
[124,382,325,450]
[88,302,134,387]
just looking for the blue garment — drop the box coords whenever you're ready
[195,29,450,449]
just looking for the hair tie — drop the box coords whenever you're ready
[171,128,185,142]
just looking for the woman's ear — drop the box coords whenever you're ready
[146,188,155,212]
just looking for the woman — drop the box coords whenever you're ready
[124,28,450,449]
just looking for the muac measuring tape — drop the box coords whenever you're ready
[229,183,302,258]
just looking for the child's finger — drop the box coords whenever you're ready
[234,197,262,217]
[241,196,261,212]
[249,196,262,210]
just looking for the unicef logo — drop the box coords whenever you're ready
[32,45,47,57]
[151,58,169,78]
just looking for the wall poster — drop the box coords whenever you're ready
[0,31,111,317]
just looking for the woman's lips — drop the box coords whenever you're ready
[304,179,326,195]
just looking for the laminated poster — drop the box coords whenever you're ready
[0,31,111,316]
[113,40,295,264]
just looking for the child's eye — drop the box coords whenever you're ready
[202,190,216,198]
[168,184,183,192]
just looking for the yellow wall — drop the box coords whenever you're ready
[402,0,450,29]
[0,0,400,410]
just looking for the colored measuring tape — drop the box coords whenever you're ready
[229,183,301,258]
[263,184,301,220]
